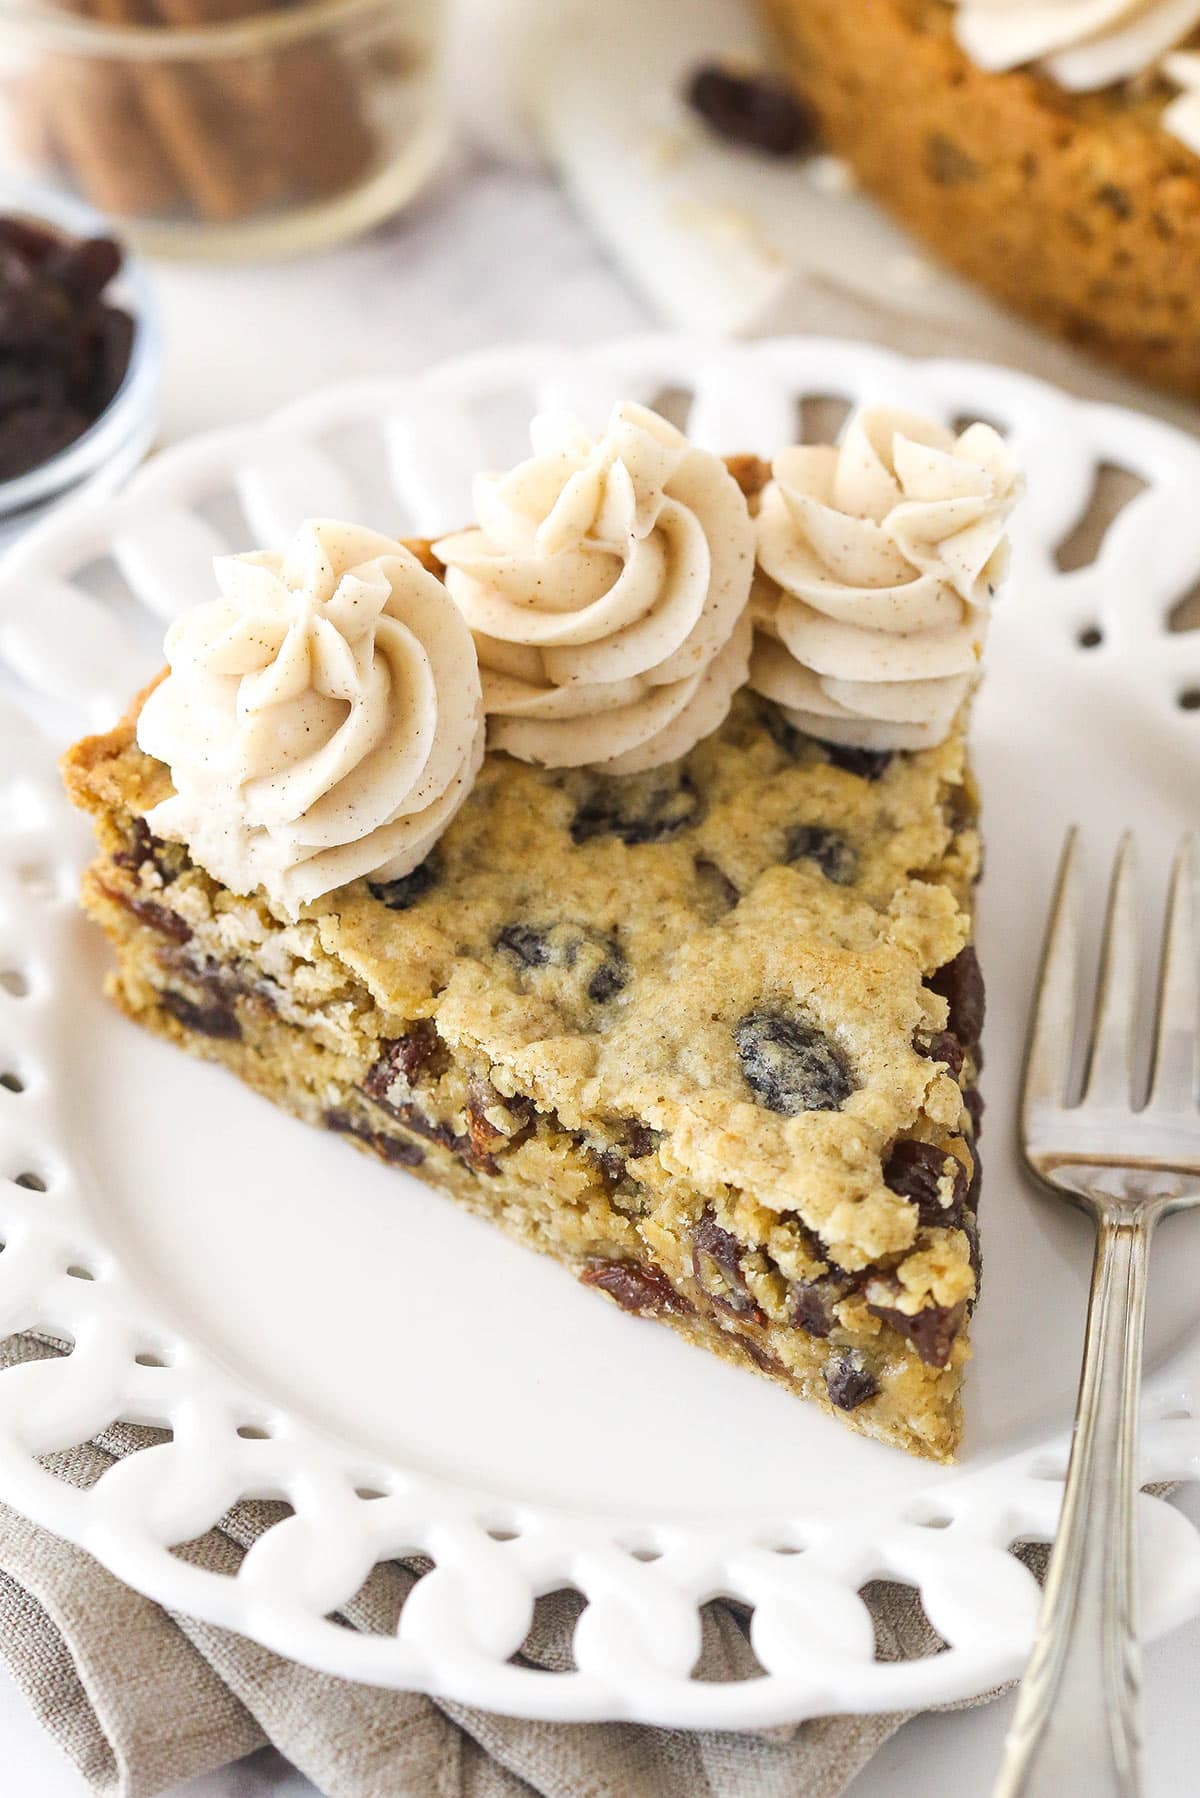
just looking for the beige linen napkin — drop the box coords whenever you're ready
[0,1327,1031,1798]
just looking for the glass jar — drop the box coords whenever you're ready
[0,0,448,259]
[0,179,161,547]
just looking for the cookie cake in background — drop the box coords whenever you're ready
[756,0,1200,399]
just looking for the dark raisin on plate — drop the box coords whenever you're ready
[686,63,821,159]
[0,216,135,485]
[735,1007,857,1114]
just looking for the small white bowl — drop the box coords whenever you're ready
[0,179,162,545]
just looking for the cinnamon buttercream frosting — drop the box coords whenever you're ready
[749,408,1021,751]
[432,402,755,773]
[952,0,1200,106]
[1164,49,1200,150]
[137,520,485,917]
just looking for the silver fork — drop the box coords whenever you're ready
[993,830,1199,1798]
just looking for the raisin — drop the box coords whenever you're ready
[758,701,809,761]
[364,1026,441,1100]
[694,855,740,913]
[868,1299,965,1369]
[916,1029,964,1079]
[0,220,132,482]
[571,770,703,845]
[692,1210,765,1322]
[587,958,626,1004]
[465,1076,534,1164]
[790,1273,855,1337]
[883,1140,967,1229]
[926,133,980,186]
[740,1335,787,1377]
[113,816,179,884]
[964,1085,985,1139]
[159,989,241,1040]
[929,945,986,1048]
[821,741,894,781]
[785,824,858,886]
[580,1258,692,1316]
[107,887,192,944]
[735,1008,856,1114]
[825,1351,878,1411]
[324,1109,424,1167]
[46,235,122,306]
[495,922,627,1004]
[367,857,439,910]
[495,922,551,968]
[588,1120,659,1188]
[155,950,276,1015]
[686,63,820,158]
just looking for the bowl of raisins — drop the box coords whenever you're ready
[0,180,161,539]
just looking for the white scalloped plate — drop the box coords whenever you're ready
[0,337,1197,1729]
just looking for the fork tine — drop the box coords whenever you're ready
[1022,828,1082,1124]
[1081,832,1141,1109]
[1147,835,1198,1114]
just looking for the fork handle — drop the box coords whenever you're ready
[993,1203,1156,1798]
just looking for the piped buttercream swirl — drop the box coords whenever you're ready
[951,0,1200,110]
[1163,49,1200,150]
[433,402,755,773]
[749,408,1021,751]
[137,520,485,917]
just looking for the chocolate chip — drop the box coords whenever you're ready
[821,741,894,781]
[580,1257,692,1316]
[686,64,820,158]
[694,855,740,912]
[916,1029,964,1079]
[735,1008,856,1114]
[367,857,439,910]
[884,1140,968,1229]
[785,824,858,885]
[825,1351,878,1411]
[929,945,986,1048]
[571,770,703,846]
[692,1210,765,1322]
[159,988,241,1040]
[868,1299,965,1369]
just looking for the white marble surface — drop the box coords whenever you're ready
[3,157,1198,1797]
